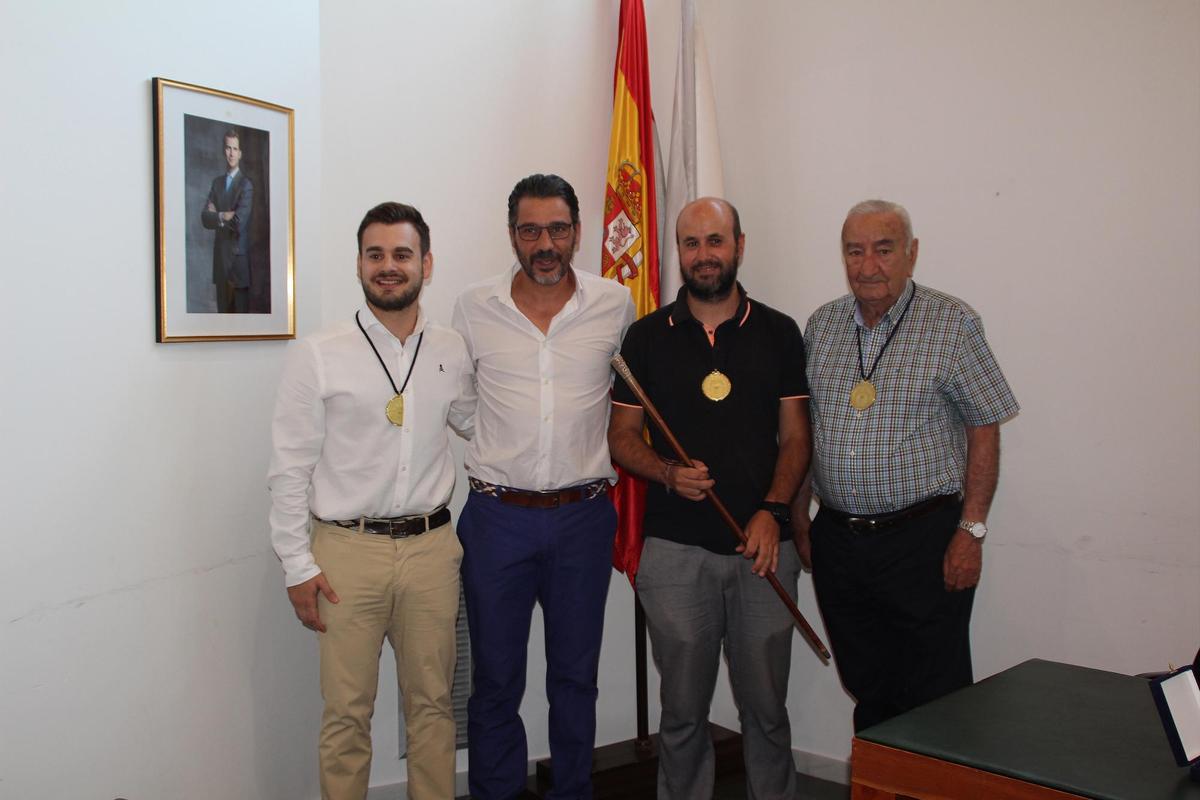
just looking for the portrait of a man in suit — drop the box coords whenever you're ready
[200,128,254,313]
[183,115,272,315]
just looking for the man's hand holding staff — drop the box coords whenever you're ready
[609,354,831,662]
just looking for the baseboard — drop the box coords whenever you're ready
[792,748,850,785]
[365,784,397,799]
[364,770,469,800]
[369,749,847,798]
[364,780,402,799]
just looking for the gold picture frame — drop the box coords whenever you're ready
[152,77,295,342]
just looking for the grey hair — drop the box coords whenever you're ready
[845,199,915,255]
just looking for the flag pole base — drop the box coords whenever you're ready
[524,724,743,799]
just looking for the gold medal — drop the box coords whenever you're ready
[849,380,876,410]
[701,370,732,402]
[385,394,405,426]
[357,311,424,429]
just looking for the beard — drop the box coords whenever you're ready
[517,247,571,286]
[683,255,739,301]
[362,273,422,312]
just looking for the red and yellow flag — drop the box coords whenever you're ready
[603,0,658,585]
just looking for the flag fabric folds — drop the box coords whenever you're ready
[661,0,725,302]
[603,0,659,586]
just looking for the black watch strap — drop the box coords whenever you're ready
[758,500,791,526]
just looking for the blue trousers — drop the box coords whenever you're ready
[459,490,617,800]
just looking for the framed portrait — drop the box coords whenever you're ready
[152,77,294,342]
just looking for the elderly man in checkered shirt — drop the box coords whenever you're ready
[796,199,1019,732]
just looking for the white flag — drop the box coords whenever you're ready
[660,0,725,302]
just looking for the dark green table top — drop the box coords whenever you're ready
[858,658,1200,800]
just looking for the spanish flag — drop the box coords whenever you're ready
[603,0,658,585]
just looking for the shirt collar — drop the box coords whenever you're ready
[490,262,584,307]
[226,167,240,180]
[358,302,427,344]
[853,279,914,329]
[489,263,520,304]
[669,282,751,327]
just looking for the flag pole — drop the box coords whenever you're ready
[598,0,661,753]
[634,598,651,751]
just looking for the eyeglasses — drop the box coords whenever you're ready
[514,222,574,241]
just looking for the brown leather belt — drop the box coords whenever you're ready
[822,493,959,534]
[323,506,451,538]
[470,478,609,509]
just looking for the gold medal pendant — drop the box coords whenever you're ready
[701,370,733,402]
[385,394,405,426]
[357,312,424,429]
[849,380,876,410]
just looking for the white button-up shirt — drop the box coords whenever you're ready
[452,265,635,491]
[267,304,476,586]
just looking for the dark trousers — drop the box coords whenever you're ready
[218,284,249,313]
[215,253,249,313]
[459,491,617,800]
[811,498,975,732]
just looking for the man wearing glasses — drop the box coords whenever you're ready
[452,174,635,800]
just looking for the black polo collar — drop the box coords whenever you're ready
[668,282,751,328]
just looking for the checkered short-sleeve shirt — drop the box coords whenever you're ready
[805,281,1019,515]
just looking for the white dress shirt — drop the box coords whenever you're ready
[452,265,635,491]
[267,304,476,586]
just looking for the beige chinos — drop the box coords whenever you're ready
[312,519,462,800]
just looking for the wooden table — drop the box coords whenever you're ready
[850,658,1200,800]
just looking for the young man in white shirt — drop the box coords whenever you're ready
[268,202,475,800]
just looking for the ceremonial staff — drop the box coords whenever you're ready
[611,354,831,661]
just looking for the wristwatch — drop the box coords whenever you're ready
[759,501,791,526]
[958,520,988,540]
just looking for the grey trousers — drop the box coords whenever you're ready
[637,537,801,800]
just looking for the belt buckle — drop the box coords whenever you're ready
[847,516,877,534]
[389,516,425,538]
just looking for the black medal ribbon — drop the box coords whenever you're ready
[856,283,917,384]
[697,295,746,402]
[355,310,423,413]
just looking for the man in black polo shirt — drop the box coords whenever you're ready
[608,197,811,799]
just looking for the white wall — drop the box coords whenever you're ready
[2,2,1196,797]
[0,3,323,799]
[317,2,646,790]
[694,0,1200,763]
[321,0,1199,782]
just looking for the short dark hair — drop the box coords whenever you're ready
[507,174,580,228]
[223,128,241,147]
[356,202,431,256]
